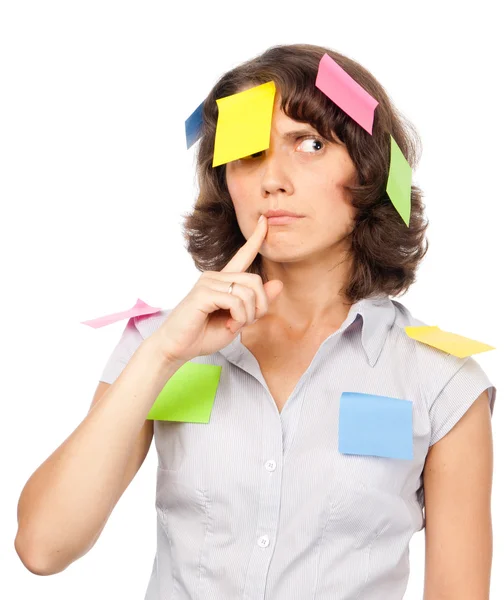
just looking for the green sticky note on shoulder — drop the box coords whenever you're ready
[146,362,222,423]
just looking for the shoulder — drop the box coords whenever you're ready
[387,300,475,399]
[387,299,494,411]
[131,308,174,340]
[98,308,174,384]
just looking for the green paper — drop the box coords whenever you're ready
[146,361,222,422]
[386,135,412,226]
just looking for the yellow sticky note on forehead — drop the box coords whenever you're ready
[405,326,495,358]
[212,81,276,167]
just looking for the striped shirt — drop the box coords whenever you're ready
[99,295,496,600]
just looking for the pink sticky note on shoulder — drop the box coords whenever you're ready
[81,298,162,328]
[315,53,379,135]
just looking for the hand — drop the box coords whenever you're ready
[152,215,283,363]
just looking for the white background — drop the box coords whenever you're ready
[2,1,502,598]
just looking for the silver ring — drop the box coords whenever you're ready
[227,282,234,294]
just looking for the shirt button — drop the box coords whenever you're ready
[264,460,276,471]
[257,535,270,548]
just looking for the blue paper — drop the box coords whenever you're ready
[185,101,204,149]
[338,392,413,460]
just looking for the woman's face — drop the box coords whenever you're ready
[225,95,358,266]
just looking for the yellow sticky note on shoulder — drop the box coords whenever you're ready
[212,81,276,167]
[405,326,495,358]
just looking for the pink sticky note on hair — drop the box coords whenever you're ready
[81,298,162,328]
[315,53,379,135]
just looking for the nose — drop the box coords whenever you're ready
[260,146,294,198]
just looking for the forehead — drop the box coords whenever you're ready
[270,93,316,132]
[231,83,319,134]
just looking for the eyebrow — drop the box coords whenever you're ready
[281,128,321,141]
[280,127,342,144]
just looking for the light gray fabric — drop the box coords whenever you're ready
[99,296,496,600]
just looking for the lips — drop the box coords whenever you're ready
[266,214,304,225]
[263,210,303,218]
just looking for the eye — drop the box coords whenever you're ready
[242,150,264,160]
[296,138,324,153]
[245,150,264,158]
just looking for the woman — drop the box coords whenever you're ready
[15,44,496,599]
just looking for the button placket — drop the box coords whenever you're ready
[242,408,283,600]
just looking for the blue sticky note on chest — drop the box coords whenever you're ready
[338,392,413,460]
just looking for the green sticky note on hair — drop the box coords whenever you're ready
[386,135,412,226]
[146,362,222,422]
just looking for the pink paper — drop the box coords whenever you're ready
[81,298,162,328]
[315,53,379,135]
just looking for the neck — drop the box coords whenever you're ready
[260,253,354,336]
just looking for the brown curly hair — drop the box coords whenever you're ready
[181,43,428,302]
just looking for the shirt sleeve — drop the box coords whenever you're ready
[429,356,496,447]
[98,317,145,384]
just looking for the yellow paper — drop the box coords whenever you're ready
[405,326,495,358]
[212,81,276,167]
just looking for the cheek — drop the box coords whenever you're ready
[317,152,357,206]
[306,178,356,231]
[226,171,250,209]
[310,175,353,210]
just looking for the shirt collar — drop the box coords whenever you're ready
[218,295,396,368]
[340,295,397,367]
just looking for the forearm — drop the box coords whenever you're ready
[15,337,184,574]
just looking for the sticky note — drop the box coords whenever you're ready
[81,298,162,328]
[315,53,379,135]
[386,135,412,226]
[147,361,222,422]
[185,101,204,149]
[212,81,276,167]
[405,326,495,358]
[339,392,413,460]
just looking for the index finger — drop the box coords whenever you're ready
[221,215,268,273]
